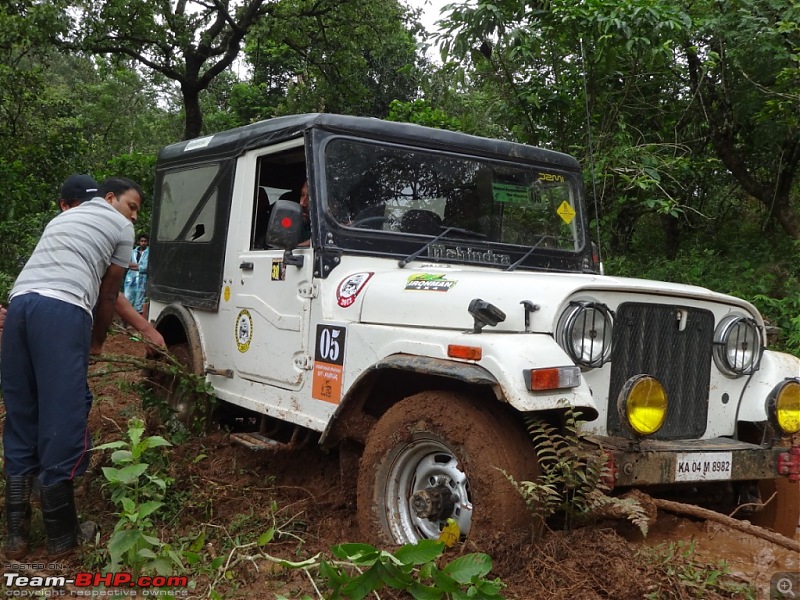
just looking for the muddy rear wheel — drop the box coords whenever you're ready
[749,478,800,538]
[357,391,540,546]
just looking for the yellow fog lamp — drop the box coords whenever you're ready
[617,375,668,436]
[767,379,800,435]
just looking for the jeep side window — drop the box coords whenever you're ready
[157,165,219,243]
[250,149,308,250]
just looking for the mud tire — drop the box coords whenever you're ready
[750,478,800,538]
[357,391,540,546]
[149,341,211,433]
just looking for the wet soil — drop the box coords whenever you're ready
[1,332,797,598]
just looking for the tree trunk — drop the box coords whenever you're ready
[652,497,800,553]
[182,85,203,141]
[684,46,800,241]
[708,124,800,240]
[774,196,800,239]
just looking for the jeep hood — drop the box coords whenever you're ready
[356,267,759,333]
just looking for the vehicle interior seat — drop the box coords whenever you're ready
[252,186,273,249]
[400,209,443,236]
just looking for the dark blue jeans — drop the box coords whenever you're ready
[1,293,93,486]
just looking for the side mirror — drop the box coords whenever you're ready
[266,200,304,267]
[267,200,303,248]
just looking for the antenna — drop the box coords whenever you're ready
[579,37,604,276]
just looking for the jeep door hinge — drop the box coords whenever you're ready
[298,283,319,298]
[294,354,314,370]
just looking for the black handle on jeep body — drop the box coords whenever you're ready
[239,261,254,270]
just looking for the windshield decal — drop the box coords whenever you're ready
[557,201,576,225]
[492,182,530,205]
[539,172,566,183]
[405,273,458,292]
[427,244,511,266]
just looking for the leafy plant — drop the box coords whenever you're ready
[94,418,183,578]
[642,541,755,599]
[274,539,505,600]
[508,408,650,535]
[753,293,800,356]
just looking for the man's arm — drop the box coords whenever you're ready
[92,264,127,354]
[115,293,165,348]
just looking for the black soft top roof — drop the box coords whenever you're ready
[157,113,581,170]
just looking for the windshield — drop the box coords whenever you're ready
[324,138,584,255]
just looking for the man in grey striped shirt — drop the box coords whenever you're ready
[1,175,142,557]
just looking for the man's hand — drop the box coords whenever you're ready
[140,326,166,358]
[141,326,166,349]
[114,293,166,356]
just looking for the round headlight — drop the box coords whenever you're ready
[713,315,763,377]
[618,375,668,436]
[557,302,613,368]
[767,379,800,435]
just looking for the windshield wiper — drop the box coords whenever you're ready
[505,236,551,272]
[398,227,462,268]
[443,226,486,240]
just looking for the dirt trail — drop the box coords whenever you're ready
[2,333,796,599]
[646,513,799,595]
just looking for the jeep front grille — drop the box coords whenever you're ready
[608,302,714,439]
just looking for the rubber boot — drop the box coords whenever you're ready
[4,475,34,559]
[40,480,82,557]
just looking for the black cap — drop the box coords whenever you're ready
[60,174,99,204]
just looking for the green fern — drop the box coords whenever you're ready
[586,490,651,536]
[506,407,649,536]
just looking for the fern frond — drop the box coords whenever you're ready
[586,490,650,537]
[517,405,651,532]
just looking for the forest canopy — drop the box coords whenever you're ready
[0,0,798,353]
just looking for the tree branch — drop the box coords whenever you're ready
[652,497,800,553]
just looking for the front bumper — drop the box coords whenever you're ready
[589,436,795,487]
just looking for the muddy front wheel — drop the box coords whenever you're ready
[148,341,211,432]
[357,391,540,546]
[749,478,800,538]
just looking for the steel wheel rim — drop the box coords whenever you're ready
[384,435,473,543]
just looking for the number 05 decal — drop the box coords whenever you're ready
[312,325,346,404]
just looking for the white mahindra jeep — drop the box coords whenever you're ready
[148,114,800,544]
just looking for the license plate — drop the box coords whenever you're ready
[674,452,733,482]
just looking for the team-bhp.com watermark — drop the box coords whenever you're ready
[3,570,189,596]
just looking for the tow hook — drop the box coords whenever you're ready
[777,445,800,482]
[411,487,456,521]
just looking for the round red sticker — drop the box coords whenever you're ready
[336,272,374,308]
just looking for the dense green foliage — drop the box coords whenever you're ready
[0,0,797,355]
[240,0,424,120]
